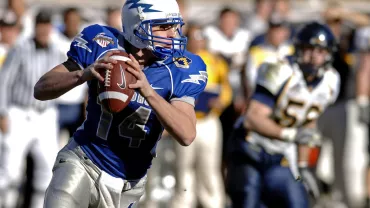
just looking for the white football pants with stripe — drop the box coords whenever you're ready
[44,138,147,208]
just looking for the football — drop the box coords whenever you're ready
[98,51,136,113]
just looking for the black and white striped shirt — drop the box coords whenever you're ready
[0,38,66,115]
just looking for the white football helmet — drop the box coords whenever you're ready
[121,0,187,59]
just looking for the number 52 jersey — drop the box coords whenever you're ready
[64,24,207,179]
[248,61,340,154]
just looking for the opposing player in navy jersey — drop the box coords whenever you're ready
[34,0,207,207]
[226,22,340,208]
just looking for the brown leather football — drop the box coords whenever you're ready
[98,51,136,113]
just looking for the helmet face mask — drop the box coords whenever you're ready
[134,18,187,59]
[122,0,187,59]
[293,22,336,80]
[296,45,331,78]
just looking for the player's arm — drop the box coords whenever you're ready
[35,25,121,101]
[149,96,197,146]
[34,64,84,100]
[34,51,118,101]
[244,62,295,141]
[245,88,297,141]
[245,94,322,144]
[244,98,284,140]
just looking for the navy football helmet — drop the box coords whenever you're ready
[294,22,336,78]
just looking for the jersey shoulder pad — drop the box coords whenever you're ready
[169,51,207,104]
[67,24,119,68]
[256,61,293,95]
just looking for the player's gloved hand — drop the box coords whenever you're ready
[280,127,322,146]
[295,128,322,146]
[125,54,155,98]
[298,165,321,200]
[80,51,120,83]
[0,116,9,134]
[357,96,370,124]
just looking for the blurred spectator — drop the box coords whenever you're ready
[0,10,20,206]
[275,0,290,17]
[315,2,370,207]
[0,10,20,68]
[243,13,293,95]
[62,7,81,40]
[171,23,232,208]
[203,7,251,188]
[55,7,82,52]
[323,1,369,33]
[355,21,370,208]
[244,0,273,37]
[7,0,34,42]
[106,7,122,31]
[0,9,64,208]
[55,7,87,147]
[7,0,25,22]
[204,7,251,74]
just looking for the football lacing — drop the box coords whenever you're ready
[105,69,111,87]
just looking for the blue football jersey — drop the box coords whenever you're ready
[67,24,207,179]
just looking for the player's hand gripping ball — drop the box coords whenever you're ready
[98,51,136,113]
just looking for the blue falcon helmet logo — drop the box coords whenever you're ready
[125,0,161,12]
[121,0,187,59]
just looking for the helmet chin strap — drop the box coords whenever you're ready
[152,45,171,59]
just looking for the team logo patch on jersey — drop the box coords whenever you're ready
[173,56,192,69]
[93,33,114,48]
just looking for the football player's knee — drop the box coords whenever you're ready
[33,168,54,191]
[44,187,82,208]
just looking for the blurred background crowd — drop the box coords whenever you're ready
[2,0,370,207]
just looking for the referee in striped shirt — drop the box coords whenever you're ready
[0,10,65,208]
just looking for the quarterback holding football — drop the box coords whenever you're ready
[34,0,207,207]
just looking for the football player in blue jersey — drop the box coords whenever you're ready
[226,22,340,208]
[34,0,207,207]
